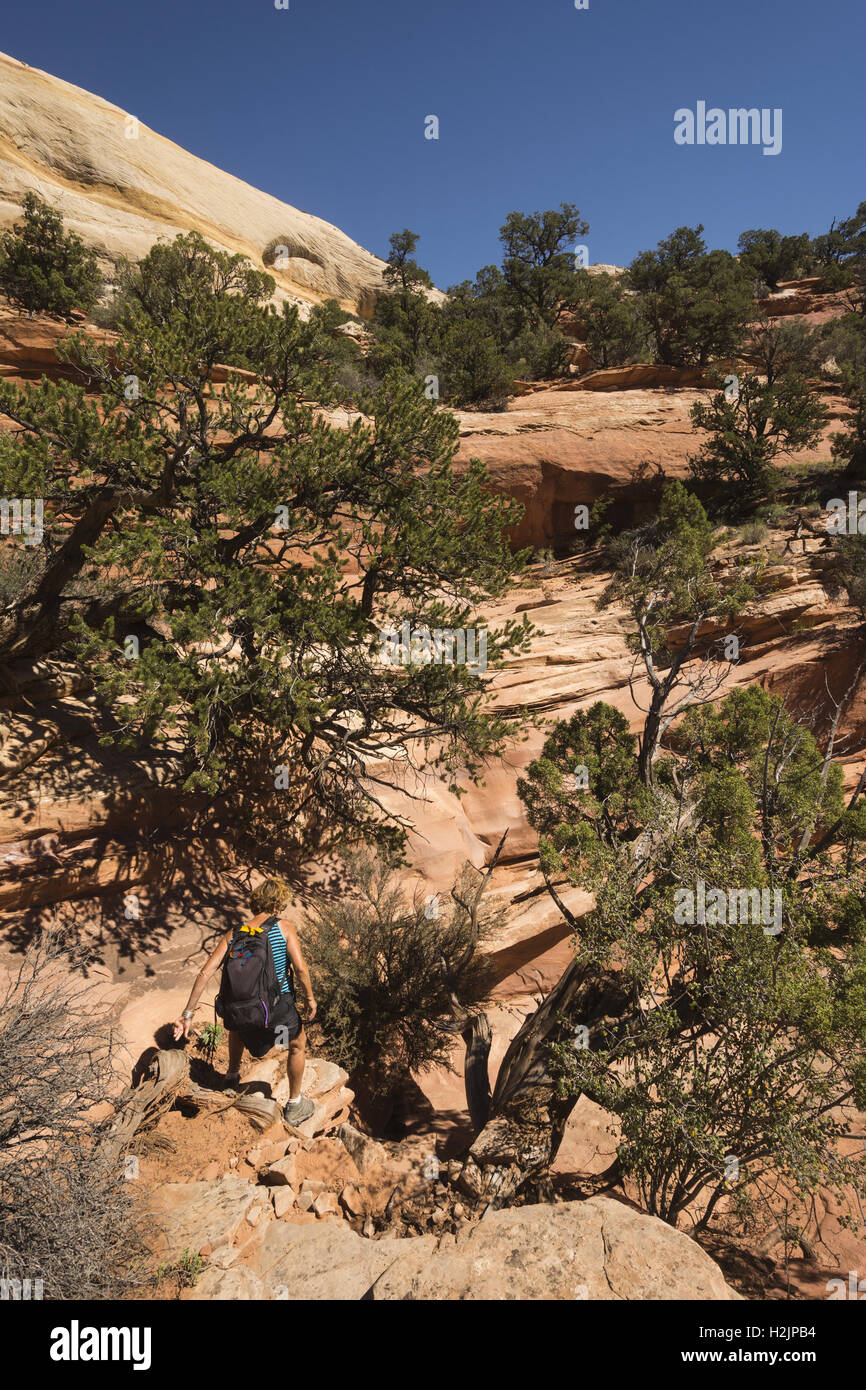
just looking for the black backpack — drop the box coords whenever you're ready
[215,917,291,1031]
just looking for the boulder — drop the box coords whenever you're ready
[301,1057,350,1100]
[240,1055,348,1112]
[263,1153,299,1188]
[191,1195,737,1300]
[145,1175,270,1258]
[335,1123,388,1174]
[368,1198,740,1300]
[312,1191,341,1219]
[293,1085,354,1139]
[340,1185,365,1218]
[271,1187,297,1220]
[334,320,366,339]
[255,1220,437,1301]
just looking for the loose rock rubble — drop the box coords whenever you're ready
[139,1051,741,1300]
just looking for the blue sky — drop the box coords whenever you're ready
[4,0,864,288]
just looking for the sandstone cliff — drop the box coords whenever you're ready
[0,50,388,316]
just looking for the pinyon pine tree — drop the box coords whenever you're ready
[0,232,532,849]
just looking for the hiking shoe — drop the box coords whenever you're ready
[222,1071,241,1094]
[283,1095,315,1125]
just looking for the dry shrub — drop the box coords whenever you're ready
[0,931,148,1298]
[305,851,498,1100]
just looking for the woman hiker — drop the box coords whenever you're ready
[172,878,318,1126]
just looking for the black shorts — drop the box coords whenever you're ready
[237,996,302,1058]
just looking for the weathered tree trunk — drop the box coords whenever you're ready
[637,696,663,787]
[461,1013,492,1134]
[102,1047,190,1165]
[456,959,631,1205]
[0,483,168,665]
[0,492,119,659]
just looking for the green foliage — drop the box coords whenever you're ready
[689,372,829,496]
[382,228,434,295]
[824,533,866,618]
[737,228,813,291]
[498,203,588,332]
[600,483,758,787]
[196,1022,224,1063]
[367,207,592,401]
[832,393,866,477]
[303,852,495,1097]
[118,231,274,327]
[518,704,652,855]
[365,202,865,403]
[506,320,570,380]
[0,232,533,849]
[573,271,647,367]
[368,229,439,385]
[156,1248,204,1288]
[823,313,866,382]
[627,225,753,367]
[603,481,754,653]
[745,316,819,387]
[444,262,570,385]
[811,201,866,300]
[740,518,768,545]
[0,194,101,316]
[522,685,866,1230]
[824,316,866,476]
[436,317,513,406]
[306,298,364,380]
[443,266,511,356]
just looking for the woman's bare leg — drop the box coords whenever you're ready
[287,1027,306,1099]
[227,1030,244,1077]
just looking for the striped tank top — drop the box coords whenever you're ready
[266,918,292,995]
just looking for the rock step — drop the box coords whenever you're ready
[177,1196,740,1301]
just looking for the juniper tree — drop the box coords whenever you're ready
[627,225,753,367]
[689,372,828,498]
[573,270,647,368]
[436,317,513,407]
[0,193,101,316]
[831,384,866,479]
[736,228,813,292]
[368,229,439,378]
[744,316,819,388]
[600,483,758,786]
[370,207,590,395]
[382,228,434,298]
[498,203,588,333]
[0,232,532,848]
[445,260,565,382]
[453,491,861,1222]
[812,200,866,303]
[509,686,866,1230]
[457,672,866,1233]
[825,316,866,477]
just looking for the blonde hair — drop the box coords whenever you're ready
[250,877,291,917]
